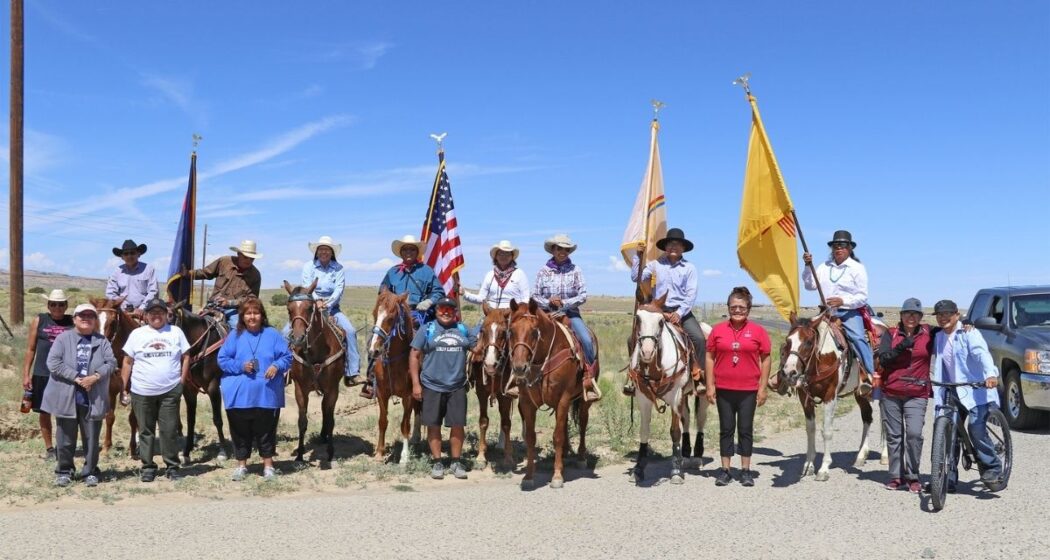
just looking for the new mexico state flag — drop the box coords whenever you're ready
[737,95,799,321]
[620,119,667,267]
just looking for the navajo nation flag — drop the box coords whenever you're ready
[737,94,799,321]
[421,154,464,295]
[166,152,197,305]
[620,119,668,267]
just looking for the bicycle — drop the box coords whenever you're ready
[928,380,1013,511]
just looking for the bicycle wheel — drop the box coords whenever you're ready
[983,408,1013,492]
[929,415,952,511]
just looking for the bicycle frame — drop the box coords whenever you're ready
[934,387,981,476]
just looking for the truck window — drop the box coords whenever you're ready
[970,293,992,321]
[991,296,1005,324]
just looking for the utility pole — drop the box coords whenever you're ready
[9,0,24,325]
[199,224,207,308]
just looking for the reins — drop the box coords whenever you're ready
[287,291,345,395]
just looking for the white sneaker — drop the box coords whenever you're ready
[231,466,248,482]
[263,466,277,481]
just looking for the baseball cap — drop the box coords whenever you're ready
[73,303,98,317]
[434,297,458,309]
[933,300,959,314]
[900,298,923,314]
[144,298,169,312]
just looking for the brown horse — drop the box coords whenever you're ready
[778,311,877,481]
[92,298,140,455]
[169,302,230,464]
[283,279,345,463]
[470,304,516,470]
[508,298,597,489]
[365,287,421,465]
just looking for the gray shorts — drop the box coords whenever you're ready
[420,386,467,428]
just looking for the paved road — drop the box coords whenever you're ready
[1,407,1045,560]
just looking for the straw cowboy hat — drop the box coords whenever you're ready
[112,239,147,257]
[489,240,520,261]
[391,235,425,258]
[543,233,577,255]
[308,235,342,258]
[40,289,69,303]
[229,240,263,259]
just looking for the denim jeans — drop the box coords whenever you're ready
[835,308,874,374]
[950,403,1003,483]
[282,309,360,376]
[568,316,595,363]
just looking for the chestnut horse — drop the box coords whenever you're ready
[778,311,878,481]
[92,298,140,455]
[470,304,516,469]
[169,302,230,463]
[284,279,345,463]
[365,287,421,465]
[508,298,598,489]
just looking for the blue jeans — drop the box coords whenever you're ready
[222,308,239,329]
[568,316,595,364]
[950,403,1003,483]
[281,310,361,376]
[836,309,874,374]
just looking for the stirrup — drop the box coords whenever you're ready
[583,377,602,403]
[359,382,376,400]
[622,381,636,397]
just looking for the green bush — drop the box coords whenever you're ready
[66,287,81,293]
[270,293,288,306]
[27,287,45,294]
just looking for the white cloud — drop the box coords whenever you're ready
[344,258,396,271]
[141,73,194,114]
[25,251,63,273]
[607,255,630,272]
[701,269,723,277]
[102,256,122,272]
[280,258,305,270]
[301,84,324,98]
[322,41,393,70]
[152,256,172,276]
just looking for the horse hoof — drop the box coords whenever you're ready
[879,456,889,466]
[632,469,644,485]
[550,478,564,489]
[475,459,488,471]
[853,458,866,468]
[294,460,308,470]
[815,472,830,482]
[670,474,684,485]
[216,452,228,462]
[521,479,535,490]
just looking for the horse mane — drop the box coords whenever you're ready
[90,297,120,310]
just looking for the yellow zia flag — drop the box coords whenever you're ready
[620,119,668,268]
[737,95,800,321]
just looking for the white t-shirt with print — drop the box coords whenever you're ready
[123,324,191,396]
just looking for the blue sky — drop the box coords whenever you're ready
[1,1,1047,307]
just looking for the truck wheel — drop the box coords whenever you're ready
[1004,369,1036,430]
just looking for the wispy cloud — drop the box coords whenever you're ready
[319,41,394,70]
[344,258,397,271]
[280,258,305,271]
[606,255,630,272]
[301,84,324,98]
[701,269,723,277]
[140,73,195,115]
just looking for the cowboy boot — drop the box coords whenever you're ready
[583,362,602,402]
[622,378,636,397]
[505,379,519,399]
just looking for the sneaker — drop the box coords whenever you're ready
[448,461,468,480]
[43,447,56,462]
[231,466,248,482]
[140,470,156,483]
[54,474,72,487]
[884,478,903,491]
[165,468,183,482]
[714,468,732,486]
[84,475,99,487]
[908,481,922,494]
[980,469,1002,484]
[740,470,755,487]
[430,461,445,480]
[263,466,277,481]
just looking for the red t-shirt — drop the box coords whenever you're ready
[706,320,771,391]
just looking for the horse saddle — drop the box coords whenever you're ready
[551,315,581,364]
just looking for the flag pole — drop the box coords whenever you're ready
[635,100,664,304]
[426,133,461,304]
[199,223,207,308]
[790,210,826,308]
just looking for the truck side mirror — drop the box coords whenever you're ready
[974,316,1002,331]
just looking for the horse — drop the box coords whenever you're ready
[628,292,712,484]
[365,287,421,465]
[508,298,597,489]
[91,298,140,455]
[169,301,230,464]
[283,279,345,463]
[777,311,880,481]
[469,304,516,470]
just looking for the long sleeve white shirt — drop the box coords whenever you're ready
[802,257,868,310]
[463,268,531,309]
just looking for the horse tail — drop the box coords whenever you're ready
[571,397,581,429]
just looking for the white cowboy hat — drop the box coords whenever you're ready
[489,240,519,261]
[543,233,577,255]
[391,235,425,258]
[308,235,342,258]
[229,240,263,259]
[40,289,69,303]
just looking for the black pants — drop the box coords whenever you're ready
[54,405,102,477]
[226,408,279,460]
[716,389,757,458]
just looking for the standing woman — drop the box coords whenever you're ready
[301,235,362,386]
[21,289,74,461]
[42,303,117,487]
[217,298,292,481]
[705,287,771,487]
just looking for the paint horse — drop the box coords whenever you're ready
[778,311,882,481]
[92,298,140,455]
[470,304,516,470]
[284,279,346,463]
[366,287,421,465]
[628,293,713,484]
[508,298,597,489]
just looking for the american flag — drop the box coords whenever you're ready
[421,157,464,295]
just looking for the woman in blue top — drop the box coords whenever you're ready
[218,298,292,481]
[300,235,362,386]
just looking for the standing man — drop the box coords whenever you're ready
[120,298,191,482]
[627,227,705,396]
[105,239,158,319]
[410,297,477,480]
[930,299,1004,489]
[185,240,262,328]
[21,289,74,461]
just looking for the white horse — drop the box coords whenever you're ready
[630,293,712,485]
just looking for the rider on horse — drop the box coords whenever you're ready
[299,235,362,387]
[462,239,531,319]
[105,239,158,320]
[802,230,876,396]
[184,240,262,329]
[533,233,600,402]
[626,227,705,396]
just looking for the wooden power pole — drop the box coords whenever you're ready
[9,0,24,325]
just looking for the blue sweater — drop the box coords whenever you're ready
[379,262,445,307]
[217,327,292,409]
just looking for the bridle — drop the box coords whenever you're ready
[780,314,840,405]
[287,291,345,393]
[481,314,511,377]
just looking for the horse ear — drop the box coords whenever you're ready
[482,302,493,315]
[307,277,318,294]
[528,298,538,314]
[654,291,667,308]
[398,293,409,303]
[510,299,519,312]
[789,311,798,326]
[283,280,294,295]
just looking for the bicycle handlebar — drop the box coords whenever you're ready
[930,380,987,389]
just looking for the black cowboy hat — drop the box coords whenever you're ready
[827,230,856,249]
[656,228,694,252]
[112,239,147,257]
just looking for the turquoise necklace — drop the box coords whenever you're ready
[828,263,846,284]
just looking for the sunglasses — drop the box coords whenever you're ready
[830,243,851,249]
[121,251,138,256]
[728,305,749,312]
[76,313,97,320]
[47,302,68,307]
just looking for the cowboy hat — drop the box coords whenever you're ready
[489,240,519,261]
[655,228,694,252]
[308,235,342,258]
[543,233,577,255]
[112,239,147,257]
[391,235,426,258]
[229,240,263,259]
[827,230,857,248]
[40,289,69,303]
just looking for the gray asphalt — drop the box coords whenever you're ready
[1,406,1046,560]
